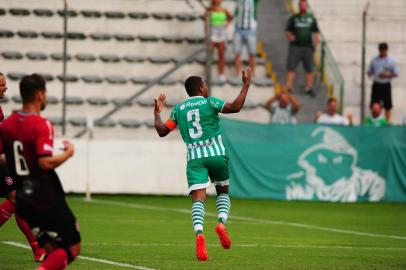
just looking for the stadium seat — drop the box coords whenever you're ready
[67,32,86,40]
[17,31,39,39]
[138,34,159,42]
[137,97,154,107]
[100,54,121,63]
[87,96,109,106]
[81,75,103,84]
[81,10,102,18]
[172,55,193,64]
[1,51,23,60]
[38,73,54,82]
[51,52,72,61]
[152,12,173,20]
[95,118,116,128]
[185,36,205,44]
[127,12,149,20]
[0,9,5,16]
[47,95,59,105]
[69,117,86,126]
[253,78,273,87]
[161,34,184,44]
[33,9,54,17]
[7,72,25,81]
[148,56,172,64]
[194,52,206,64]
[159,78,178,86]
[57,10,78,17]
[57,74,78,82]
[26,51,48,61]
[90,32,112,41]
[11,95,22,104]
[144,119,155,128]
[112,97,134,107]
[65,96,84,105]
[119,118,142,129]
[228,77,243,86]
[105,75,128,84]
[47,116,63,126]
[176,13,198,22]
[104,11,126,19]
[0,96,9,104]
[243,100,259,109]
[123,55,145,63]
[165,97,182,107]
[0,30,14,38]
[114,33,135,42]
[211,78,226,86]
[75,53,97,62]
[130,76,151,84]
[9,8,30,16]
[41,31,63,39]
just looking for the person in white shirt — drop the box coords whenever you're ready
[265,89,300,124]
[315,97,352,126]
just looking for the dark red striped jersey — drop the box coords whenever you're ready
[0,112,65,211]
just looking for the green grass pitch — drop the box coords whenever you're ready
[1,195,406,270]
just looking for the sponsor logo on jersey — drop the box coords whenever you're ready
[43,143,54,152]
[180,99,207,110]
[5,176,13,186]
[187,138,215,150]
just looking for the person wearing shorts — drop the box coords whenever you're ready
[286,0,319,96]
[368,42,399,122]
[154,67,252,261]
[233,0,259,75]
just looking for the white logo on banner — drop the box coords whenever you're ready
[286,127,385,202]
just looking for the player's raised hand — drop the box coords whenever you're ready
[154,93,166,114]
[242,66,252,86]
[62,140,74,157]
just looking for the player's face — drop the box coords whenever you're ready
[0,75,8,98]
[200,79,209,98]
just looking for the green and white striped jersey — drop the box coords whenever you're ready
[167,96,227,161]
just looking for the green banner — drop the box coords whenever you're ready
[221,119,406,202]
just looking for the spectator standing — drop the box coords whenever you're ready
[286,0,319,96]
[316,98,352,126]
[364,102,388,127]
[265,89,300,124]
[233,0,259,75]
[368,42,399,122]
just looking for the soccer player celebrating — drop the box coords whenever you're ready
[0,74,81,270]
[0,72,46,262]
[154,67,252,261]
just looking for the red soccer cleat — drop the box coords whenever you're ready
[215,223,231,249]
[195,234,208,261]
[32,242,46,262]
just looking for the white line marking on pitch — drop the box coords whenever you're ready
[82,242,406,251]
[84,198,406,241]
[1,241,155,270]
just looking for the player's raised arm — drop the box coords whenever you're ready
[222,67,252,114]
[154,93,172,137]
[38,140,74,171]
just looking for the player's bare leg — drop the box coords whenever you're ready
[214,185,231,249]
[191,189,208,261]
[286,70,296,90]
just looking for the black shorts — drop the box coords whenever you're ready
[0,164,15,198]
[17,200,81,259]
[371,82,392,110]
[287,45,314,72]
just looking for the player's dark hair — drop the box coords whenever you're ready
[0,72,4,76]
[378,42,388,51]
[19,73,46,103]
[184,76,202,96]
[327,97,337,104]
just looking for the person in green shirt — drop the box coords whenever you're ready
[286,0,319,96]
[154,67,252,261]
[364,102,388,127]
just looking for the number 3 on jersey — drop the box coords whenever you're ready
[13,141,30,176]
[187,109,203,139]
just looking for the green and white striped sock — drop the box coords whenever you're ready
[216,194,231,224]
[191,200,205,235]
